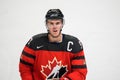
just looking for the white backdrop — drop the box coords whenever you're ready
[0,0,120,80]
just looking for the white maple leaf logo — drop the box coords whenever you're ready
[40,57,68,79]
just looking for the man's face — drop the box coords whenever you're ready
[46,19,63,38]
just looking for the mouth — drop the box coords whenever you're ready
[53,30,58,32]
[49,29,61,38]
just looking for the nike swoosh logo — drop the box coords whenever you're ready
[37,45,44,49]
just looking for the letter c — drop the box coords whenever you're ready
[67,41,74,52]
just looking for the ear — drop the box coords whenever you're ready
[45,21,48,29]
[62,19,65,29]
[46,26,49,33]
[46,25,49,31]
[63,19,65,25]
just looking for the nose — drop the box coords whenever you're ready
[53,23,58,28]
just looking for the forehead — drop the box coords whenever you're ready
[47,19,62,23]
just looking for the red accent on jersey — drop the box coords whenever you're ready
[24,46,35,55]
[19,33,87,80]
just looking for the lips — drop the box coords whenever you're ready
[53,30,57,32]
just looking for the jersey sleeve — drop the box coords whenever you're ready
[19,37,35,80]
[64,40,87,80]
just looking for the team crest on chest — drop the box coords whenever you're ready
[40,57,68,79]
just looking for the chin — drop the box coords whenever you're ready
[52,34,60,38]
[50,32,61,38]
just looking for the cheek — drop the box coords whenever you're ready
[58,24,63,29]
[48,27,52,31]
[46,25,52,30]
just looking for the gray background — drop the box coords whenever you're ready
[0,0,120,80]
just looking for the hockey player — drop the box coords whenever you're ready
[19,9,87,80]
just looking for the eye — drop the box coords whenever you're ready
[51,23,54,25]
[56,22,60,25]
[49,22,53,25]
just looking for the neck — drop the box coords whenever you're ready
[48,33,63,43]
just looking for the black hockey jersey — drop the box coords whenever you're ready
[19,33,87,80]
